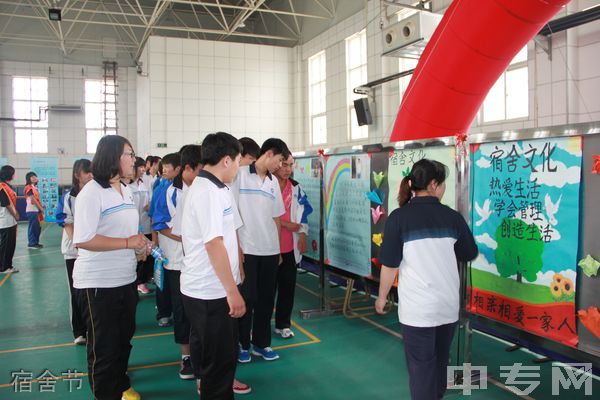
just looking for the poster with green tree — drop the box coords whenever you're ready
[469,137,581,347]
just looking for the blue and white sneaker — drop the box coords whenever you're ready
[251,346,279,361]
[238,347,251,363]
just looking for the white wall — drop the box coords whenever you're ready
[293,0,600,151]
[0,61,137,184]
[137,36,295,156]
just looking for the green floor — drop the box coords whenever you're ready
[1,223,598,399]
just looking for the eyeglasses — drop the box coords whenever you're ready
[122,151,136,159]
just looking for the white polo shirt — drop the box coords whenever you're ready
[130,179,152,235]
[73,179,139,289]
[180,171,243,300]
[156,183,185,271]
[0,184,17,229]
[60,191,78,260]
[170,182,190,237]
[231,163,285,256]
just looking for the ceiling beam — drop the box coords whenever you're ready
[166,0,331,20]
[135,0,169,60]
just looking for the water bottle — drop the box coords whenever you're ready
[148,243,169,265]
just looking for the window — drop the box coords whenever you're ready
[481,46,528,123]
[85,79,117,153]
[308,51,327,145]
[13,77,48,153]
[346,30,368,140]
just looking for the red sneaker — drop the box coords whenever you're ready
[233,379,251,395]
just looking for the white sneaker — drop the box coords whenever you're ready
[73,336,86,345]
[275,328,295,338]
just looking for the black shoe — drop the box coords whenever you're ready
[34,244,44,248]
[179,356,194,380]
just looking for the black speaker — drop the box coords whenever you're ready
[354,98,372,126]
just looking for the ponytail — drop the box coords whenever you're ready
[398,176,413,207]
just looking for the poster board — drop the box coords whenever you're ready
[468,137,582,347]
[31,157,60,223]
[577,134,600,356]
[293,157,321,261]
[323,154,371,276]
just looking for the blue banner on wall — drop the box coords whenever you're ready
[31,157,60,222]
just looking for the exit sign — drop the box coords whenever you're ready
[156,143,167,148]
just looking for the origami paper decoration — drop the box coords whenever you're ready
[372,171,385,188]
[578,306,600,340]
[372,233,383,247]
[366,189,385,205]
[371,205,385,224]
[578,254,600,278]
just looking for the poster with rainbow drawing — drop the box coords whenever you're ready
[293,157,321,261]
[324,154,371,276]
[468,136,582,347]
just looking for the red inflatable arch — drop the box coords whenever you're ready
[390,0,570,141]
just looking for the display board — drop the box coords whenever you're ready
[323,154,371,276]
[577,134,600,356]
[468,137,582,347]
[31,157,60,222]
[293,157,321,261]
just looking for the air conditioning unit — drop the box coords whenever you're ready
[382,12,442,59]
[47,104,83,112]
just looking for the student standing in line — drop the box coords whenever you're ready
[181,132,247,399]
[24,171,44,249]
[143,156,161,198]
[56,159,93,345]
[238,137,260,167]
[0,165,19,274]
[73,135,148,400]
[232,138,290,362]
[273,154,312,338]
[152,147,201,380]
[171,145,251,395]
[150,154,180,327]
[375,159,478,400]
[130,157,154,295]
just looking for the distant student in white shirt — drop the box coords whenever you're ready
[130,157,153,295]
[238,137,260,167]
[56,159,93,346]
[151,153,181,328]
[153,146,201,381]
[231,138,290,362]
[181,132,247,399]
[73,135,148,400]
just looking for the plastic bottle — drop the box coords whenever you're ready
[148,243,169,265]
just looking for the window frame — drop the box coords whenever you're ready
[12,76,48,154]
[480,46,529,124]
[346,29,368,141]
[308,50,327,145]
[85,79,118,154]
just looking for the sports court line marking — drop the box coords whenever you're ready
[0,320,319,389]
[0,271,13,287]
[0,331,174,355]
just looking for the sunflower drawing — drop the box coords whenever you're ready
[562,278,574,296]
[550,282,562,299]
[553,273,564,285]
